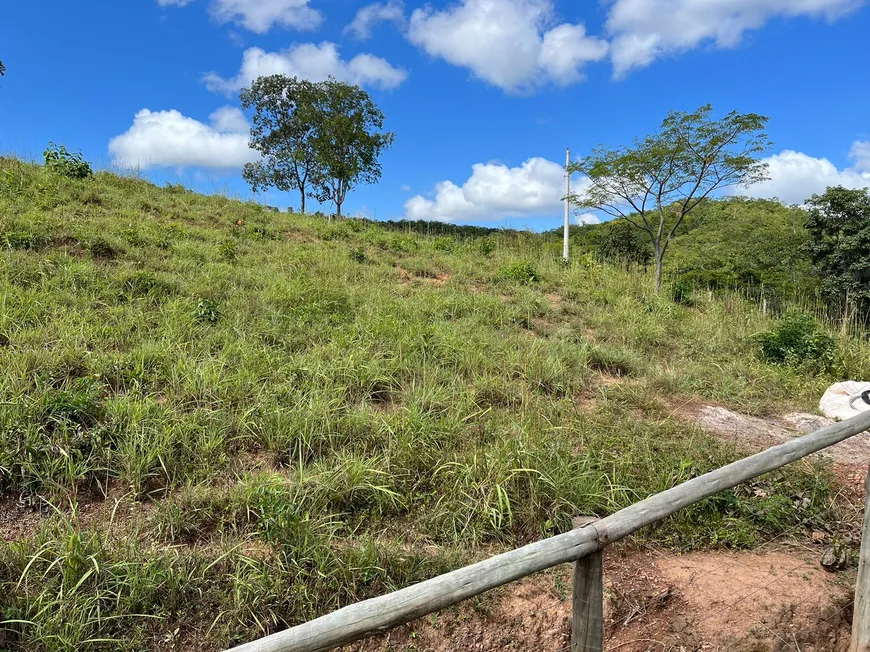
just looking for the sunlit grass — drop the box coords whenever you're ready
[0,157,867,650]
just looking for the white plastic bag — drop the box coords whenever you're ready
[819,381,870,421]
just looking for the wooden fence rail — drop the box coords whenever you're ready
[226,410,870,652]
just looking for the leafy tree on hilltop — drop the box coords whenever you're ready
[240,75,324,214]
[240,75,394,219]
[805,186,870,324]
[311,78,394,219]
[568,104,770,291]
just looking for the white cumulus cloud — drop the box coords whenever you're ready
[850,140,870,171]
[156,0,320,31]
[407,0,608,92]
[606,0,865,77]
[405,157,588,222]
[345,1,406,40]
[734,143,870,204]
[210,0,321,32]
[575,213,601,225]
[204,43,408,94]
[109,106,258,170]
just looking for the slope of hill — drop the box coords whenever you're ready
[0,158,868,651]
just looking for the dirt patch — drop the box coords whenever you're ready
[650,551,852,651]
[283,229,318,243]
[341,548,852,652]
[547,293,565,312]
[573,374,641,414]
[0,497,46,541]
[427,273,451,287]
[343,572,572,652]
[0,483,153,543]
[395,267,451,287]
[596,373,639,388]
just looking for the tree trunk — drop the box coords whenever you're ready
[299,189,306,214]
[654,252,664,293]
[336,200,343,219]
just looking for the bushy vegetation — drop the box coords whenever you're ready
[755,312,836,372]
[1,157,869,650]
[43,143,93,180]
[805,186,870,324]
[563,197,812,297]
[500,260,540,284]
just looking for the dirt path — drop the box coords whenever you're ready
[342,545,853,652]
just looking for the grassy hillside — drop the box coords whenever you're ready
[0,157,868,650]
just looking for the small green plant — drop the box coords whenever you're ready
[477,238,495,257]
[194,298,221,325]
[1,228,50,250]
[755,312,835,371]
[349,246,367,263]
[43,142,93,179]
[432,237,454,252]
[501,261,540,284]
[39,378,105,429]
[670,277,694,306]
[164,182,187,194]
[219,239,238,262]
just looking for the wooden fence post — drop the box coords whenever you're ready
[851,463,870,652]
[572,517,603,652]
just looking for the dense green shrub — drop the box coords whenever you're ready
[43,143,93,180]
[755,312,835,371]
[219,239,238,262]
[477,238,495,257]
[670,277,694,306]
[501,261,540,284]
[432,236,454,252]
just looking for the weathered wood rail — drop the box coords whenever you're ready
[227,410,870,652]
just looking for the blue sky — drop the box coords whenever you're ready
[2,0,869,231]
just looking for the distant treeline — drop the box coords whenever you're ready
[352,218,517,238]
[547,197,815,301]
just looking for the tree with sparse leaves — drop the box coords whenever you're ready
[805,186,870,325]
[311,78,394,219]
[567,104,771,291]
[240,75,324,214]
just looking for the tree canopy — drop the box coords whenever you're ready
[805,185,870,324]
[240,75,323,214]
[311,78,394,219]
[567,104,771,291]
[240,75,394,218]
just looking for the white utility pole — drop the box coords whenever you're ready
[563,147,571,263]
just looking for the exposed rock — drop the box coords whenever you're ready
[692,405,870,465]
[780,412,835,434]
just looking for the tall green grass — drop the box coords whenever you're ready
[0,157,866,650]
